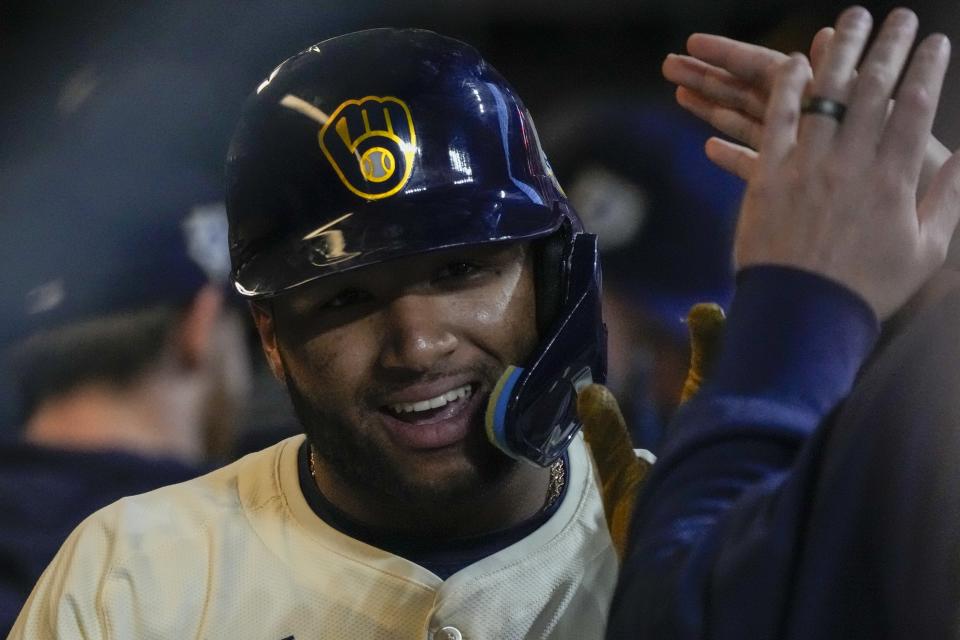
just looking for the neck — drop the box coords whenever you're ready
[24,377,205,464]
[311,447,554,539]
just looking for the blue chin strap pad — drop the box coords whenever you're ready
[485,233,606,467]
[485,365,526,460]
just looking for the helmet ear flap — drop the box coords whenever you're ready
[486,228,604,466]
[532,228,569,337]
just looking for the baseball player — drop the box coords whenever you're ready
[10,29,626,639]
[609,7,960,639]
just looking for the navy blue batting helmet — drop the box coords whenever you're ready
[226,28,604,466]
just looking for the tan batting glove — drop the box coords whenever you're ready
[577,383,650,561]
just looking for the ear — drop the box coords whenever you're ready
[175,285,224,370]
[249,301,286,383]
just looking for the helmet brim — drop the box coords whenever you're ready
[232,192,561,298]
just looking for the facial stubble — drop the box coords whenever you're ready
[284,363,519,514]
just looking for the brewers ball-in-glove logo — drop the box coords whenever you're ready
[319,96,417,200]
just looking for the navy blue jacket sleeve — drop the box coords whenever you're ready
[607,265,879,639]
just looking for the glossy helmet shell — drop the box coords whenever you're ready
[226,28,604,465]
[228,28,572,296]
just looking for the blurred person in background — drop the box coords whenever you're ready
[545,99,742,451]
[0,168,252,635]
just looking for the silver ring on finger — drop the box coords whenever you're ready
[800,95,847,123]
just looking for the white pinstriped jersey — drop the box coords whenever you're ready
[10,433,618,639]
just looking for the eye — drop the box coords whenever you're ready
[433,261,489,285]
[321,288,372,309]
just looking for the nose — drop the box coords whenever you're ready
[377,293,458,374]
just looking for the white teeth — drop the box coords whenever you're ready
[389,384,473,415]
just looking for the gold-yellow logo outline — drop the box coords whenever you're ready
[318,96,416,200]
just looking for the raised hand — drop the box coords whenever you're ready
[663,17,951,198]
[734,7,960,320]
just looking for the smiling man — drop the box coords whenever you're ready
[254,243,550,541]
[11,29,619,639]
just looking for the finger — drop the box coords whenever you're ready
[919,149,960,264]
[705,136,758,181]
[886,34,952,199]
[577,383,650,560]
[841,8,919,154]
[686,33,788,93]
[798,7,872,151]
[576,385,647,499]
[810,8,872,98]
[677,86,763,149]
[809,27,835,70]
[680,302,726,403]
[664,54,768,119]
[807,29,854,108]
[760,53,811,165]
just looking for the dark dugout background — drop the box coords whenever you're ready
[4,0,959,177]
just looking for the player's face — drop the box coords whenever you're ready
[255,243,538,509]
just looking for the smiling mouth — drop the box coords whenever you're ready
[382,383,478,424]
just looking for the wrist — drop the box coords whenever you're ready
[711,265,879,414]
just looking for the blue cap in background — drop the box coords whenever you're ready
[543,98,744,339]
[0,164,230,349]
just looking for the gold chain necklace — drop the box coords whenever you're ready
[308,447,566,511]
[544,457,566,509]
